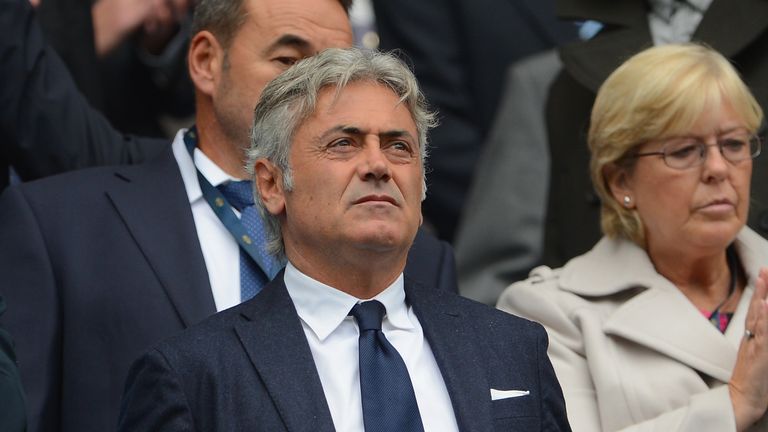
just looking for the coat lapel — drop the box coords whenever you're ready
[234,275,335,432]
[406,279,493,432]
[602,285,742,383]
[560,235,764,384]
[106,146,216,327]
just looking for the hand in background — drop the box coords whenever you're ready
[92,0,191,57]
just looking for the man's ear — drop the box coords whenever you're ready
[188,31,225,97]
[254,159,287,216]
[604,163,634,208]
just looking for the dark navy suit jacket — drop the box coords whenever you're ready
[0,144,457,432]
[118,274,570,431]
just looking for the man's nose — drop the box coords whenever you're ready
[358,142,391,181]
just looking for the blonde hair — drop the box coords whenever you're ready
[589,43,763,246]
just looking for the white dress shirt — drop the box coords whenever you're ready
[284,263,459,432]
[171,129,242,312]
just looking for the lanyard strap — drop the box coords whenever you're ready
[183,127,280,279]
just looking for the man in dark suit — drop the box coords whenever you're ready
[119,47,570,431]
[373,0,578,241]
[0,0,456,431]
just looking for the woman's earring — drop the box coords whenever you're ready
[623,195,632,207]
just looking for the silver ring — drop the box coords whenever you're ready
[745,329,756,340]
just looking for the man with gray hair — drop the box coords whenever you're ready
[0,0,455,431]
[118,48,570,431]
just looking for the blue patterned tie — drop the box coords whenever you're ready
[217,180,277,301]
[350,301,425,432]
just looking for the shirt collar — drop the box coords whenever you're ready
[171,128,242,205]
[284,262,414,342]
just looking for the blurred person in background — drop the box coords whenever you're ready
[31,0,194,138]
[499,44,768,431]
[373,0,578,242]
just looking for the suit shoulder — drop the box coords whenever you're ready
[144,304,248,368]
[9,140,173,200]
[452,293,546,340]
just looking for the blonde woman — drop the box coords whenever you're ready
[498,44,768,431]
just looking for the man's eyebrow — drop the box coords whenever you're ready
[264,34,312,54]
[380,130,415,141]
[317,125,416,141]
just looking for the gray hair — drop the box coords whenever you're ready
[246,47,437,259]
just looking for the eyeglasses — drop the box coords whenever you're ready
[632,132,762,169]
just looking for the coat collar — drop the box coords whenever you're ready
[556,0,768,92]
[559,228,767,382]
[106,146,216,328]
[233,273,495,432]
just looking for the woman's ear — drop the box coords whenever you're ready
[188,31,225,98]
[604,163,635,208]
[254,159,286,216]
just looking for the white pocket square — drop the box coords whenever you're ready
[490,389,530,400]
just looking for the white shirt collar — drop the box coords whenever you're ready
[170,128,242,205]
[284,262,415,342]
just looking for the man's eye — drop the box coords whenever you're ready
[274,57,299,67]
[329,138,354,148]
[389,141,412,153]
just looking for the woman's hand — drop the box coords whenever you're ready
[730,267,768,431]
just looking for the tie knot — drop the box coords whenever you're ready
[350,301,386,332]
[218,180,255,212]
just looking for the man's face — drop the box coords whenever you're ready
[214,0,352,148]
[278,82,424,267]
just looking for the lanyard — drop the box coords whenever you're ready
[183,127,281,280]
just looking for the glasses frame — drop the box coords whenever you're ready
[631,133,762,170]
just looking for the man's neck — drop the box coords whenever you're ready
[194,120,250,179]
[286,247,407,299]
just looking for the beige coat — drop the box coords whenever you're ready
[498,228,768,432]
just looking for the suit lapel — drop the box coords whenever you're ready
[406,279,493,432]
[235,275,335,432]
[107,146,216,327]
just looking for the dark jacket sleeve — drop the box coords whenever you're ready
[118,348,196,431]
[533,323,571,431]
[0,297,27,432]
[0,186,62,431]
[0,0,165,183]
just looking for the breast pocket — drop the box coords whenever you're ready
[492,393,539,430]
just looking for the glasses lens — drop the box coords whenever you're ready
[662,138,702,169]
[720,135,753,162]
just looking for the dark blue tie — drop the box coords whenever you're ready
[350,301,425,432]
[217,180,276,301]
